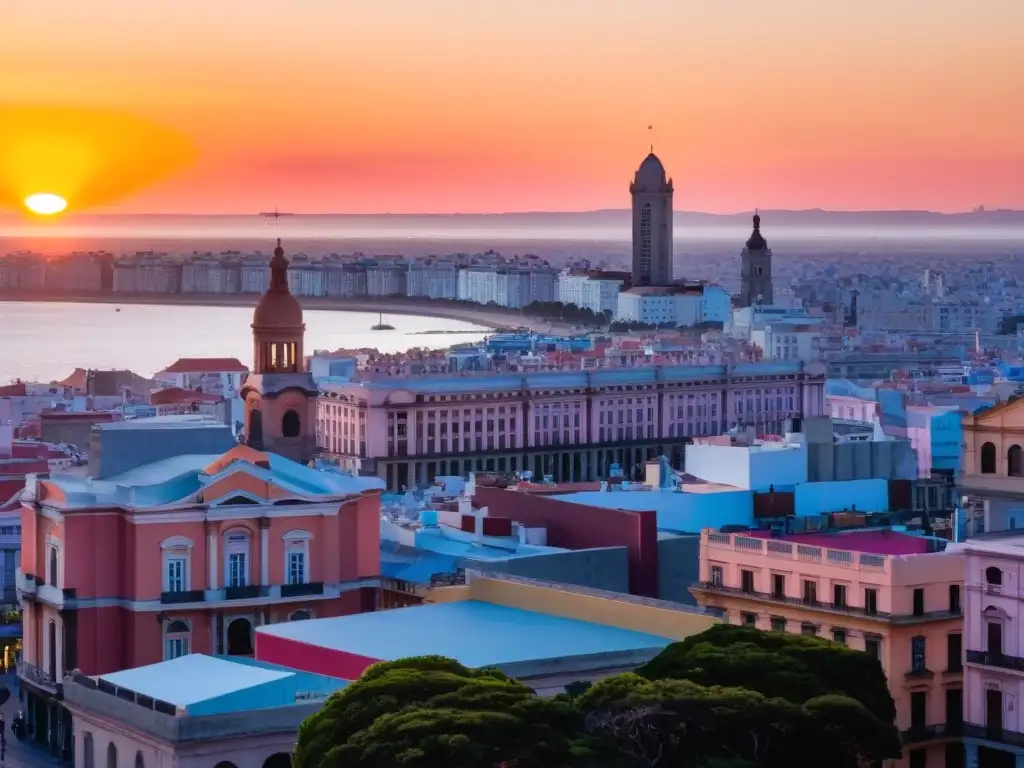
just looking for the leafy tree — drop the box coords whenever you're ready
[637,624,895,723]
[293,656,590,768]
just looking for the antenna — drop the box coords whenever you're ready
[648,124,654,154]
[260,208,284,241]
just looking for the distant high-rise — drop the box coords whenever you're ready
[630,153,674,286]
[739,213,773,307]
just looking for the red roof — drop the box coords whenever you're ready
[150,387,223,405]
[0,382,26,397]
[161,358,249,374]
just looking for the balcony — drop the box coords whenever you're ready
[901,723,963,745]
[966,649,1024,673]
[224,585,268,600]
[903,668,935,681]
[962,723,1024,748]
[280,581,324,598]
[160,589,206,605]
[706,531,892,574]
[35,582,66,609]
[695,582,895,622]
[17,659,60,694]
[15,569,36,598]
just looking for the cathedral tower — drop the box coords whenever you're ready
[240,239,318,463]
[630,153,674,286]
[739,213,774,307]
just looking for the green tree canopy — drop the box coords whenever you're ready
[636,624,896,724]
[293,656,590,768]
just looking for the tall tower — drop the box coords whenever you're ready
[240,239,318,463]
[739,213,774,307]
[630,153,674,286]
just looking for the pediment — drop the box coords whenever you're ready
[201,466,301,506]
[973,398,1024,429]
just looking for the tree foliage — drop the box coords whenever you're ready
[294,628,901,768]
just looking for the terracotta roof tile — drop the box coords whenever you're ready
[161,358,249,374]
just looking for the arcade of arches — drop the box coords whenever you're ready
[979,441,1024,476]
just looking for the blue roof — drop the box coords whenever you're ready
[98,654,347,716]
[380,553,459,584]
[256,600,672,667]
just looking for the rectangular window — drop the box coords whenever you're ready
[802,580,817,604]
[228,553,247,587]
[865,636,881,660]
[913,588,925,616]
[166,636,189,660]
[832,629,847,645]
[949,584,961,614]
[772,573,785,599]
[864,588,878,615]
[801,622,818,637]
[741,612,757,628]
[910,691,927,728]
[947,632,962,672]
[833,583,847,609]
[166,557,186,592]
[288,551,306,585]
[911,636,927,673]
[710,565,723,586]
[770,617,787,632]
[741,570,755,594]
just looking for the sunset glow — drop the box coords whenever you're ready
[2,1,1022,214]
[23,193,67,216]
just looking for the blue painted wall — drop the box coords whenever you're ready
[794,478,889,516]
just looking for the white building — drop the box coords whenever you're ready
[616,285,730,327]
[556,271,624,316]
[729,306,825,361]
[408,263,458,300]
[457,267,556,309]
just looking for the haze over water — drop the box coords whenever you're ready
[0,301,489,384]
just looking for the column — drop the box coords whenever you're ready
[206,523,218,590]
[259,517,270,586]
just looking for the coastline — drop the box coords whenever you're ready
[0,292,581,335]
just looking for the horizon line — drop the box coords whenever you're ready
[1,207,1020,219]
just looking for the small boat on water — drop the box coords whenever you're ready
[371,313,395,331]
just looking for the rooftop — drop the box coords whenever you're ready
[743,529,935,556]
[161,357,249,374]
[256,600,673,668]
[96,654,347,717]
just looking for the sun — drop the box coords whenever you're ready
[24,193,67,216]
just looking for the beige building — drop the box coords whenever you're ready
[630,152,674,287]
[961,399,1024,536]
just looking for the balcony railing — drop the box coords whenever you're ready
[225,585,268,600]
[962,723,1024,748]
[280,582,324,598]
[901,723,962,745]
[17,659,59,693]
[15,569,37,598]
[705,532,890,574]
[160,589,206,605]
[966,649,1024,672]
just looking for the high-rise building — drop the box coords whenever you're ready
[241,239,318,464]
[739,213,774,307]
[630,153,674,287]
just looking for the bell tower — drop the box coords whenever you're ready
[740,213,774,307]
[240,239,318,463]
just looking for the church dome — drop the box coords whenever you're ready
[633,153,668,190]
[746,213,768,250]
[252,241,304,329]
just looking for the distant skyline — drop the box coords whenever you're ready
[3,1,1023,215]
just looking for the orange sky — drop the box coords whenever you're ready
[2,0,1023,214]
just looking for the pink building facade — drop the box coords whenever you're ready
[960,533,1024,768]
[692,528,965,768]
[320,360,828,489]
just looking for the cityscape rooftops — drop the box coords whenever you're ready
[740,528,935,556]
[159,357,249,374]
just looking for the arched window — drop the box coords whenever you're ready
[227,617,254,656]
[262,753,292,768]
[981,441,997,474]
[165,620,191,660]
[107,742,117,768]
[224,530,251,588]
[161,536,193,595]
[986,567,1003,587]
[83,733,95,768]
[134,752,144,768]
[49,544,59,587]
[1009,445,1023,477]
[290,610,311,621]
[282,409,301,438]
[48,619,57,681]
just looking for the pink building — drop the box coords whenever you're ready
[319,360,828,489]
[959,532,1024,768]
[15,239,384,764]
[692,528,965,768]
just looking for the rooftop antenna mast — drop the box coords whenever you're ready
[648,124,654,154]
[259,207,290,245]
